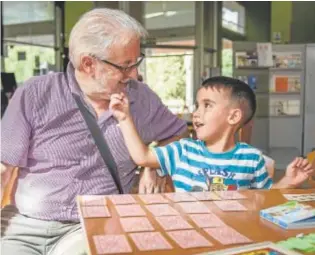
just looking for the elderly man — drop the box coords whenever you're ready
[1,8,187,255]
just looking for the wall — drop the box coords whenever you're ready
[243,1,271,42]
[65,1,94,46]
[291,2,315,43]
[271,1,315,44]
[270,1,292,43]
[223,1,271,42]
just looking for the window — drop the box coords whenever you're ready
[144,1,195,30]
[3,1,54,25]
[221,38,233,77]
[222,1,245,35]
[140,40,194,114]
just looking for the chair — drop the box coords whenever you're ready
[263,155,275,178]
[238,120,254,144]
[1,167,18,208]
[307,151,315,187]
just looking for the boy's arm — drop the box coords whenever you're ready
[119,117,160,168]
[272,157,314,189]
[110,93,159,169]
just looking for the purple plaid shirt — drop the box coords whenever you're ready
[1,63,187,222]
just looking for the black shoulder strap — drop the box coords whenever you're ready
[72,94,124,194]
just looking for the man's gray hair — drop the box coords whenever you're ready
[69,8,148,68]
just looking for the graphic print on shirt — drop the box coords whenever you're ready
[197,166,238,191]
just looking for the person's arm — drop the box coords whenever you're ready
[119,116,160,168]
[1,162,16,200]
[110,93,159,168]
[139,129,189,193]
[272,157,314,189]
[1,80,35,198]
[136,85,188,193]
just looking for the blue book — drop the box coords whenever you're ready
[260,201,315,229]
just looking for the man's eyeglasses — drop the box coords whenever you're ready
[92,53,145,73]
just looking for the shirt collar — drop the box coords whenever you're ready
[66,62,137,104]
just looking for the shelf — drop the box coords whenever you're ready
[235,67,269,70]
[270,67,302,71]
[269,115,301,118]
[269,92,301,95]
[255,92,300,96]
[256,115,301,118]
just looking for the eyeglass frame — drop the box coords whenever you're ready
[90,53,145,73]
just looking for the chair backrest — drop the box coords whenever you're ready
[1,72,17,93]
[307,151,315,187]
[263,154,275,178]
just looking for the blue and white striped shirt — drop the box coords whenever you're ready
[153,138,273,192]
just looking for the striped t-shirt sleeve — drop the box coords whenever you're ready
[153,141,182,176]
[251,153,273,189]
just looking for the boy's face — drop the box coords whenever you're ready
[192,86,241,141]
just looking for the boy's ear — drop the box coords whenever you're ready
[227,108,243,126]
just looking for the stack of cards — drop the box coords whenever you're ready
[214,201,248,211]
[155,215,193,231]
[129,232,173,251]
[204,226,252,245]
[167,230,213,249]
[81,206,111,218]
[283,193,315,202]
[93,235,132,254]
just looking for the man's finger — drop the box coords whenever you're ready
[160,182,165,193]
[138,182,146,194]
[153,185,160,194]
[146,184,154,194]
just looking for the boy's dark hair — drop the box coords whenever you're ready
[201,76,256,125]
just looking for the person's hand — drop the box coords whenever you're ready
[284,157,314,187]
[109,93,130,122]
[138,167,166,194]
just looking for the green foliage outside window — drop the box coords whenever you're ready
[146,55,188,112]
[221,48,233,77]
[4,44,55,84]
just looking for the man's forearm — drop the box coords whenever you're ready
[1,162,15,199]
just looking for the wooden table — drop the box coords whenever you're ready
[78,189,315,255]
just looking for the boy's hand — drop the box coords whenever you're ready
[284,157,314,187]
[109,93,130,122]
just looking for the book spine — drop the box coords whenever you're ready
[260,212,288,229]
[277,219,289,229]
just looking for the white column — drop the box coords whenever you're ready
[193,1,204,99]
[119,1,130,14]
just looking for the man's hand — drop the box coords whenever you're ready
[1,163,15,202]
[138,167,166,194]
[283,157,314,187]
[109,93,130,122]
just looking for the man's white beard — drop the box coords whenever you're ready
[81,74,110,100]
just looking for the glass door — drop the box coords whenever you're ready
[140,43,195,114]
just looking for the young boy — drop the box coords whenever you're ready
[110,76,313,192]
